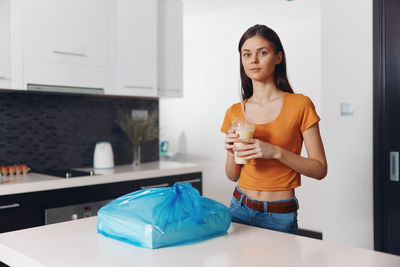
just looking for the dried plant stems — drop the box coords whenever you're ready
[115,109,158,146]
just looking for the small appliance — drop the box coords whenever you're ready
[93,141,114,169]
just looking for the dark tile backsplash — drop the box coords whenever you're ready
[0,91,159,170]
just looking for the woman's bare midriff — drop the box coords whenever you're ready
[239,186,295,201]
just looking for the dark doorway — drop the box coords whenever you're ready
[374,0,400,255]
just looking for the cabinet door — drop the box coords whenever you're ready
[23,59,107,89]
[0,193,41,233]
[115,0,157,97]
[157,0,183,98]
[0,0,11,89]
[22,0,107,67]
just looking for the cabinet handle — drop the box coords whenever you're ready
[157,88,181,92]
[390,151,399,181]
[141,183,169,189]
[53,50,87,57]
[177,178,201,184]
[0,203,20,210]
[124,85,153,90]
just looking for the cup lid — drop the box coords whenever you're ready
[231,117,254,130]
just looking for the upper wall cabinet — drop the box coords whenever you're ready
[0,0,11,89]
[1,0,183,97]
[21,0,108,90]
[108,0,183,98]
[107,0,158,97]
[157,0,183,98]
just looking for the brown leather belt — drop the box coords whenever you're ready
[233,187,298,213]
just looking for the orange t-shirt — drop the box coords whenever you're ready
[220,93,320,191]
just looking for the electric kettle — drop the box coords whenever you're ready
[93,142,114,169]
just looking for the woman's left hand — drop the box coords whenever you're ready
[233,138,281,160]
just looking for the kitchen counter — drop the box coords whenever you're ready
[0,161,202,196]
[0,217,399,267]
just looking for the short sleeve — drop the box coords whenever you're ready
[220,105,233,134]
[299,96,320,132]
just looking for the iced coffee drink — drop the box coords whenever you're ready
[231,118,255,164]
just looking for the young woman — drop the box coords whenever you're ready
[221,24,327,234]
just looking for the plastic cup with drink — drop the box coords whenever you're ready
[231,118,255,164]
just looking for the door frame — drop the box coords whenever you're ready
[373,0,386,252]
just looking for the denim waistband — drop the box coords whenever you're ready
[235,186,298,205]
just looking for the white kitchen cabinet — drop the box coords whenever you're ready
[1,0,183,97]
[23,60,107,90]
[0,0,11,89]
[0,0,23,90]
[109,0,158,97]
[21,0,108,90]
[157,0,183,98]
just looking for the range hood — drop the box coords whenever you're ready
[27,84,104,95]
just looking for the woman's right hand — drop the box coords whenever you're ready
[225,129,238,154]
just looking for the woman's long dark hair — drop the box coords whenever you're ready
[238,24,293,100]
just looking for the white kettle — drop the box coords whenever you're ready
[93,142,114,169]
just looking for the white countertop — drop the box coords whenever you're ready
[0,217,399,267]
[0,161,202,196]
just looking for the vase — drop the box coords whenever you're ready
[133,143,141,165]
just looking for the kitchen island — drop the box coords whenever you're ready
[0,217,399,267]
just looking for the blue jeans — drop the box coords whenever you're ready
[229,187,298,234]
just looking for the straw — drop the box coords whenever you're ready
[238,80,248,124]
[240,101,247,124]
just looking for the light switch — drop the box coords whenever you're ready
[340,103,354,116]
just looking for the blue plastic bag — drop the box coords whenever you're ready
[97,182,231,249]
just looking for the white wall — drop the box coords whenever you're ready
[160,0,323,232]
[321,0,373,249]
[161,0,374,252]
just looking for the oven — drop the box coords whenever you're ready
[44,199,113,225]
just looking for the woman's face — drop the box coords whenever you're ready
[241,36,282,82]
